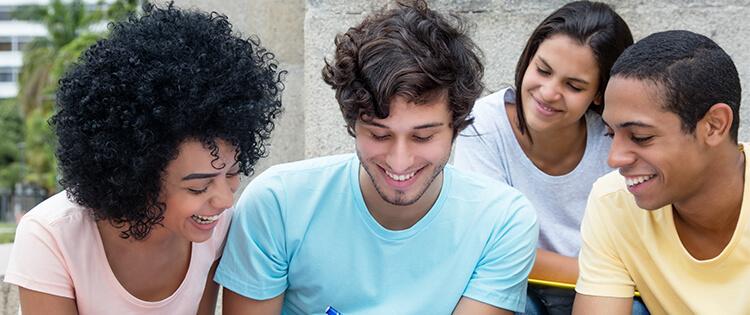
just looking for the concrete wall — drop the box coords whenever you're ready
[167,0,750,166]
[305,0,750,157]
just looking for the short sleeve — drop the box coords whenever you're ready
[462,193,539,313]
[453,101,509,185]
[575,187,635,298]
[214,172,288,300]
[4,217,75,299]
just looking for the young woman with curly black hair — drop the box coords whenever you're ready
[4,3,284,314]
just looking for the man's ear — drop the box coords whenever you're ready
[699,103,733,147]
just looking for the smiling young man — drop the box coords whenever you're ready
[572,30,746,314]
[214,1,539,314]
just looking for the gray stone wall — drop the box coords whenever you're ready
[306,0,750,157]
[168,0,750,165]
[0,280,18,315]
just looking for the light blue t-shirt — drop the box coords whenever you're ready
[454,87,612,257]
[215,154,538,314]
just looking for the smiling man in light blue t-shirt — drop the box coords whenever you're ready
[214,1,539,314]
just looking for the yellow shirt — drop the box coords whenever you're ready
[576,152,750,315]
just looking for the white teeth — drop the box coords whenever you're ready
[385,170,416,182]
[626,175,655,187]
[540,103,555,112]
[537,100,559,112]
[191,213,221,225]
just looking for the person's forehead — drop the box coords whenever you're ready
[603,77,674,124]
[169,140,236,171]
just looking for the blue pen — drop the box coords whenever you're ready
[325,305,342,315]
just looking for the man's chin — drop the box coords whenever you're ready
[634,198,669,211]
[378,190,420,207]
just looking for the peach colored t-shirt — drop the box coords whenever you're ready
[4,191,232,314]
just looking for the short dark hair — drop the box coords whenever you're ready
[514,0,632,137]
[611,30,741,142]
[51,2,284,240]
[322,0,484,137]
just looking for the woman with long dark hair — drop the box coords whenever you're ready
[454,1,646,313]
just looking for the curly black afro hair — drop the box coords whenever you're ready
[51,2,284,240]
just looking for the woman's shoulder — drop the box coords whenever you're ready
[473,87,514,115]
[465,87,515,135]
[20,191,92,231]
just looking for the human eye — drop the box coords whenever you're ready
[567,83,583,92]
[187,187,208,194]
[413,134,434,143]
[536,66,551,76]
[371,132,390,141]
[226,170,241,178]
[631,135,654,144]
[604,126,614,138]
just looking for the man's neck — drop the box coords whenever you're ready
[672,145,745,259]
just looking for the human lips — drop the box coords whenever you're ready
[625,174,656,187]
[190,212,223,225]
[385,169,416,181]
[532,96,562,115]
[379,164,425,189]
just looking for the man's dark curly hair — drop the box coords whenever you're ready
[50,2,284,240]
[322,0,484,138]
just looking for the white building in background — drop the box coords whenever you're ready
[0,0,48,99]
[0,0,109,99]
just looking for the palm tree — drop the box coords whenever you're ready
[11,0,140,193]
[12,0,108,115]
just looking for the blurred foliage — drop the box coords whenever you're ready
[9,0,141,193]
[105,0,142,22]
[12,0,109,115]
[23,108,57,191]
[0,99,23,189]
[0,232,15,244]
[51,32,102,80]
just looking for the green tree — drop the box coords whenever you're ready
[12,0,140,193]
[105,0,142,22]
[12,0,109,115]
[0,99,23,189]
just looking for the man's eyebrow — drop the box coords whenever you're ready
[603,120,655,130]
[414,122,444,130]
[619,121,654,129]
[361,121,445,130]
[360,120,388,128]
[182,172,220,181]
